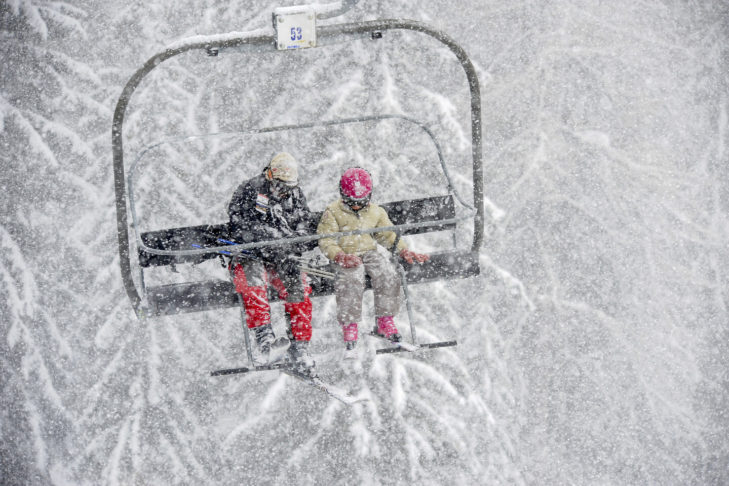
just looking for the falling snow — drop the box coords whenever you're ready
[1,1,729,485]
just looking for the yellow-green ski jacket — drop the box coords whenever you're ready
[316,200,408,260]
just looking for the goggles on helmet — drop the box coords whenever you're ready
[341,192,371,211]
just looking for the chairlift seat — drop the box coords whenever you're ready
[139,194,479,316]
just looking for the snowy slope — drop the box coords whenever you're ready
[1,1,728,485]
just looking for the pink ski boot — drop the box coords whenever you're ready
[373,316,402,342]
[342,322,358,350]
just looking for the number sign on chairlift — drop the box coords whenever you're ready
[274,5,317,50]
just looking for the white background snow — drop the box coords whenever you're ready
[1,1,728,485]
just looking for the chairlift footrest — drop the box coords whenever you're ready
[375,339,457,354]
[210,361,291,376]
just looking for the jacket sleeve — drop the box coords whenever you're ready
[292,189,316,235]
[290,188,317,252]
[374,207,408,253]
[317,208,344,260]
[228,181,281,243]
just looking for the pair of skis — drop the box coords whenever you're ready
[211,359,366,405]
[211,334,457,405]
[211,337,366,405]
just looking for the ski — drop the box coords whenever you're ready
[210,337,291,376]
[368,332,457,354]
[211,362,366,405]
[281,368,368,405]
[367,332,419,352]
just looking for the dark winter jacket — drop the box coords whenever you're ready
[228,173,315,261]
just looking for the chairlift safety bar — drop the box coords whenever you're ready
[137,215,469,258]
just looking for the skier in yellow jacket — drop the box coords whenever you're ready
[317,167,429,350]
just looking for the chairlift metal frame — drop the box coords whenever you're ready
[112,18,484,320]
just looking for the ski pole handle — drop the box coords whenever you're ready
[191,243,232,255]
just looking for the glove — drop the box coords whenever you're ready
[277,253,303,280]
[334,252,362,268]
[399,249,430,264]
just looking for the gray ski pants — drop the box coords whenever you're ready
[335,250,401,324]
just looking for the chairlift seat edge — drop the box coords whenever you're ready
[144,249,480,317]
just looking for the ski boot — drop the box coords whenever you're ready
[287,339,316,377]
[341,323,363,374]
[253,323,275,354]
[253,324,289,362]
[342,322,358,351]
[372,315,402,343]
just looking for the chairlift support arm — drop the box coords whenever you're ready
[112,19,484,317]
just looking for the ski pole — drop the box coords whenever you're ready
[212,238,336,279]
[191,243,232,255]
[390,231,417,344]
[298,265,335,279]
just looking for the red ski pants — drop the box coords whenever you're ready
[231,259,313,341]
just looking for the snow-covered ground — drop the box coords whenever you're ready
[2,1,728,484]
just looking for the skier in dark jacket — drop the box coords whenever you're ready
[228,152,316,373]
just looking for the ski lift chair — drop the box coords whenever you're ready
[113,14,485,325]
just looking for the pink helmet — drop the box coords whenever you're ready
[340,168,372,210]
